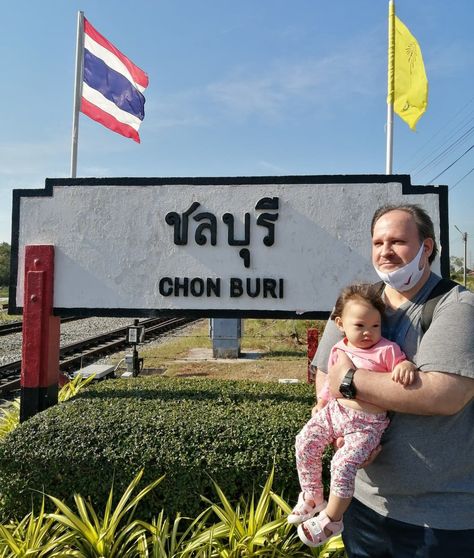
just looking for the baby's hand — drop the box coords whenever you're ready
[392,360,418,386]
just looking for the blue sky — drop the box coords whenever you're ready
[1,0,473,265]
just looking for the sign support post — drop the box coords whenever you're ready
[210,318,242,358]
[20,245,61,422]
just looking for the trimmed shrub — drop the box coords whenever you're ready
[0,377,330,520]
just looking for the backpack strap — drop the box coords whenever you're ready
[372,278,458,333]
[420,278,458,333]
[373,280,385,295]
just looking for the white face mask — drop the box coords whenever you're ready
[374,243,426,292]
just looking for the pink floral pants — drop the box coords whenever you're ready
[295,399,389,499]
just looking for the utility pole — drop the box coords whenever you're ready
[455,225,468,287]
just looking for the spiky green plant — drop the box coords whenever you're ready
[181,468,346,557]
[47,469,164,557]
[0,498,74,557]
[0,469,346,557]
[58,373,96,402]
[0,373,96,443]
[181,469,296,556]
[0,400,20,441]
[135,509,215,558]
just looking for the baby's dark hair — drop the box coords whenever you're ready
[330,283,385,321]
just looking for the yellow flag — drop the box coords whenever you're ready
[388,15,428,130]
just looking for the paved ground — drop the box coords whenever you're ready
[177,347,264,362]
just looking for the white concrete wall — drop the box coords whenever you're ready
[14,178,443,315]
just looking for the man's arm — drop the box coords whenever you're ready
[327,350,474,416]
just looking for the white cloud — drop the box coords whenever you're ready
[145,90,211,130]
[208,70,286,118]
[0,140,69,181]
[142,29,384,130]
[206,38,383,120]
[258,160,286,173]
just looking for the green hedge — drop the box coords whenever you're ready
[0,377,331,520]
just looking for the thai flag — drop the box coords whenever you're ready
[81,18,149,143]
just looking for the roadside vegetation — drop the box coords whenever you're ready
[0,242,12,322]
[0,243,10,289]
[0,378,324,519]
[450,255,474,290]
[450,272,474,290]
[0,372,342,556]
[0,466,344,556]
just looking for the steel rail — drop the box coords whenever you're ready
[0,316,82,337]
[0,316,196,395]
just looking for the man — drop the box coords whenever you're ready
[310,204,474,557]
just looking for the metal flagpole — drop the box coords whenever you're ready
[70,11,85,178]
[385,103,394,174]
[386,0,395,174]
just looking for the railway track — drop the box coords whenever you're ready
[0,316,196,395]
[0,316,82,336]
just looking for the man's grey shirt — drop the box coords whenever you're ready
[312,274,474,529]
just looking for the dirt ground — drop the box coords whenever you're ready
[138,319,316,385]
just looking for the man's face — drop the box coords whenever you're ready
[372,209,431,272]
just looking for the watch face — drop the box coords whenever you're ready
[340,382,355,399]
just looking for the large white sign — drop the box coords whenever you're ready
[10,175,448,318]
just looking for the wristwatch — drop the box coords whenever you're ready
[339,368,357,399]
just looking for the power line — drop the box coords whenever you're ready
[449,167,474,192]
[412,124,474,177]
[428,143,474,183]
[401,95,474,173]
[409,114,474,175]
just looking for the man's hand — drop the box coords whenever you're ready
[392,360,418,387]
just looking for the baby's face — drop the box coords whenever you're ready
[336,299,382,349]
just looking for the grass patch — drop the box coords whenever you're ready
[0,311,18,324]
[0,289,16,323]
[243,318,325,353]
[138,319,326,383]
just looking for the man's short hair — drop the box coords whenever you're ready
[371,204,438,264]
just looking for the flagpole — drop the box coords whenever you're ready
[386,0,395,174]
[70,11,84,178]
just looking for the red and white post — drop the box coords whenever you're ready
[307,327,319,384]
[20,245,61,422]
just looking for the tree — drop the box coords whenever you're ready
[450,256,464,272]
[0,242,11,286]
